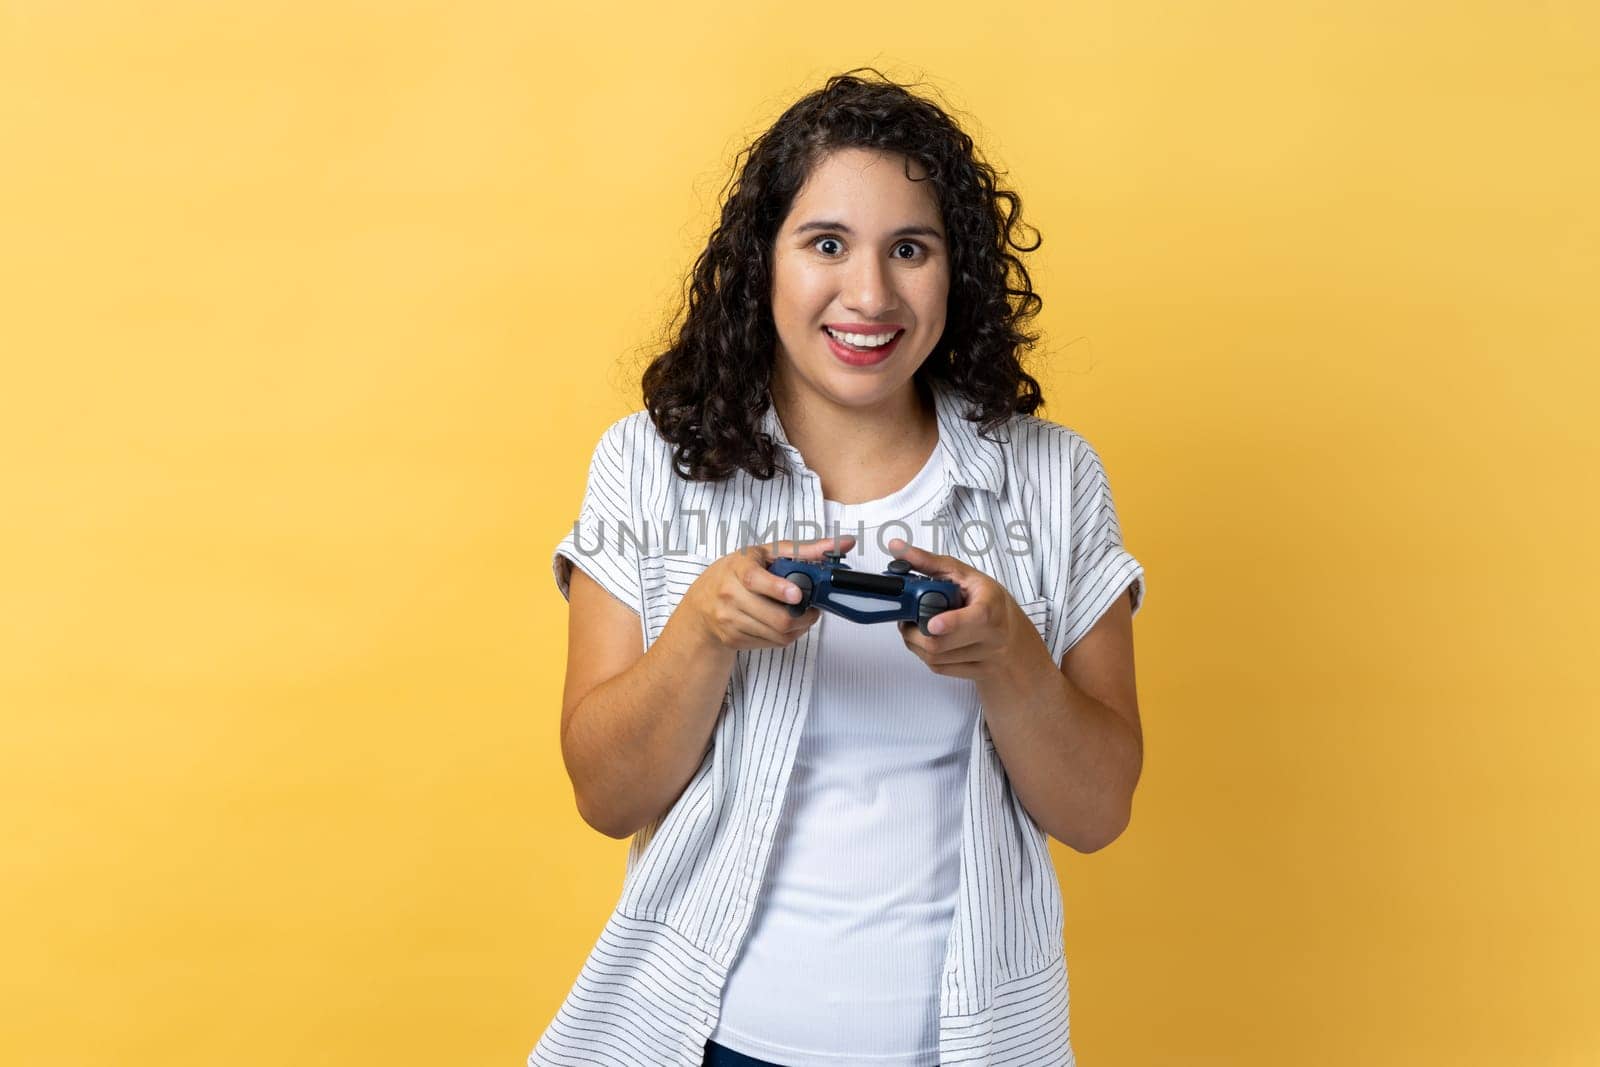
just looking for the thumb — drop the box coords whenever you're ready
[782,534,858,560]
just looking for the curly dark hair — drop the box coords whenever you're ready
[637,67,1047,483]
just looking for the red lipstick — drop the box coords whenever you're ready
[822,325,903,366]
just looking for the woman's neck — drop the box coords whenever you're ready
[768,377,940,505]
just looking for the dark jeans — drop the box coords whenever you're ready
[702,1038,792,1067]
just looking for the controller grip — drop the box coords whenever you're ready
[783,572,813,616]
[916,591,949,637]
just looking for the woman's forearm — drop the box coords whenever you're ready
[562,610,737,840]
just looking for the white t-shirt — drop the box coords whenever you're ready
[710,443,973,1065]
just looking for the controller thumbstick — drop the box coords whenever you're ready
[823,550,847,565]
[886,559,912,576]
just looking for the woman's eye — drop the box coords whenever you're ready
[810,237,925,259]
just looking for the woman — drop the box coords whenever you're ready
[535,69,1146,1067]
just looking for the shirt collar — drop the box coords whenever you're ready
[759,380,1007,497]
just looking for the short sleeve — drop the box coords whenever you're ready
[1058,434,1145,657]
[552,419,645,617]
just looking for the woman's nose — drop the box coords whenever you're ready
[842,257,898,317]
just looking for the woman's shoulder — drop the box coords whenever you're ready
[588,408,675,469]
[1000,409,1101,476]
[1002,411,1134,545]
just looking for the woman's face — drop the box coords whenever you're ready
[769,147,949,411]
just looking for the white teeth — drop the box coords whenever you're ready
[825,326,899,348]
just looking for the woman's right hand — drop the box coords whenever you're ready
[681,535,857,652]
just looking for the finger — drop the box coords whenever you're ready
[740,585,820,634]
[722,600,796,645]
[788,605,824,633]
[922,642,990,666]
[785,533,857,559]
[896,621,983,666]
[919,602,982,639]
[900,616,979,654]
[924,656,986,677]
[897,621,929,656]
[740,554,809,605]
[885,537,962,580]
[744,601,820,643]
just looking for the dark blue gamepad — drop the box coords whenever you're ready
[768,550,965,636]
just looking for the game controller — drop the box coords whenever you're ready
[768,550,965,636]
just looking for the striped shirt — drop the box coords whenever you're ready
[535,382,1146,1066]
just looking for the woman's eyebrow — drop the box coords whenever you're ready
[792,219,945,241]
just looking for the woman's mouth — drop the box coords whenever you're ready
[821,325,903,366]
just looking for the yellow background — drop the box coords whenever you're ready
[2,2,1595,1064]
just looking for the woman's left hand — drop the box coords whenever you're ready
[887,537,1040,683]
